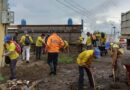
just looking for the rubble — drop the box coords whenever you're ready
[0,79,41,90]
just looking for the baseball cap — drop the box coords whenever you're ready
[4,34,12,43]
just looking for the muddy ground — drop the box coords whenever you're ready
[0,52,130,90]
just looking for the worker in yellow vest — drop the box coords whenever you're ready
[78,35,84,53]
[35,33,45,60]
[20,31,33,63]
[77,45,95,90]
[63,40,69,53]
[95,32,101,47]
[100,33,106,46]
[86,32,92,48]
[3,35,20,80]
[91,33,97,47]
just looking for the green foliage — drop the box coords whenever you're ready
[0,74,5,81]
[58,53,75,64]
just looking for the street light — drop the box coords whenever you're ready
[112,26,116,36]
[110,23,116,36]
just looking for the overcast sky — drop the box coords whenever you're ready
[9,0,130,33]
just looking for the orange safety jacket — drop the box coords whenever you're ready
[46,33,64,53]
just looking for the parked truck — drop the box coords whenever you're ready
[121,11,130,50]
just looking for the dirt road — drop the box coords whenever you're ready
[0,53,130,90]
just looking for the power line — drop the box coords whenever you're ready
[64,0,93,23]
[65,0,96,22]
[56,0,119,31]
[65,0,92,16]
[57,0,115,23]
[56,0,89,22]
[64,0,96,24]
[64,0,91,18]
[65,0,114,24]
[68,0,116,17]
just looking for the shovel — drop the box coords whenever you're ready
[111,66,120,89]
[112,68,116,82]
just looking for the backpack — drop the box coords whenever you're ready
[25,36,31,45]
[12,41,21,54]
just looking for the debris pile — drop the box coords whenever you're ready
[0,79,40,90]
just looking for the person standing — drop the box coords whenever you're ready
[78,35,84,53]
[99,33,107,56]
[20,31,33,63]
[13,32,19,43]
[45,33,50,44]
[46,31,64,75]
[35,33,45,60]
[77,46,95,90]
[3,35,19,80]
[100,32,106,46]
[109,43,124,81]
[86,32,92,48]
[95,32,101,47]
[91,33,97,47]
[63,40,69,53]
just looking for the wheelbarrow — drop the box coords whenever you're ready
[123,64,130,85]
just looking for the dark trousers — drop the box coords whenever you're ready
[78,44,83,53]
[92,40,97,47]
[10,60,17,79]
[98,46,107,56]
[47,53,58,73]
[42,44,46,54]
[36,46,42,59]
[78,66,94,90]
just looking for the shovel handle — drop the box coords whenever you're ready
[112,68,116,82]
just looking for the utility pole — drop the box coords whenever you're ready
[0,0,14,67]
[112,26,116,40]
[113,26,116,36]
[0,0,6,67]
